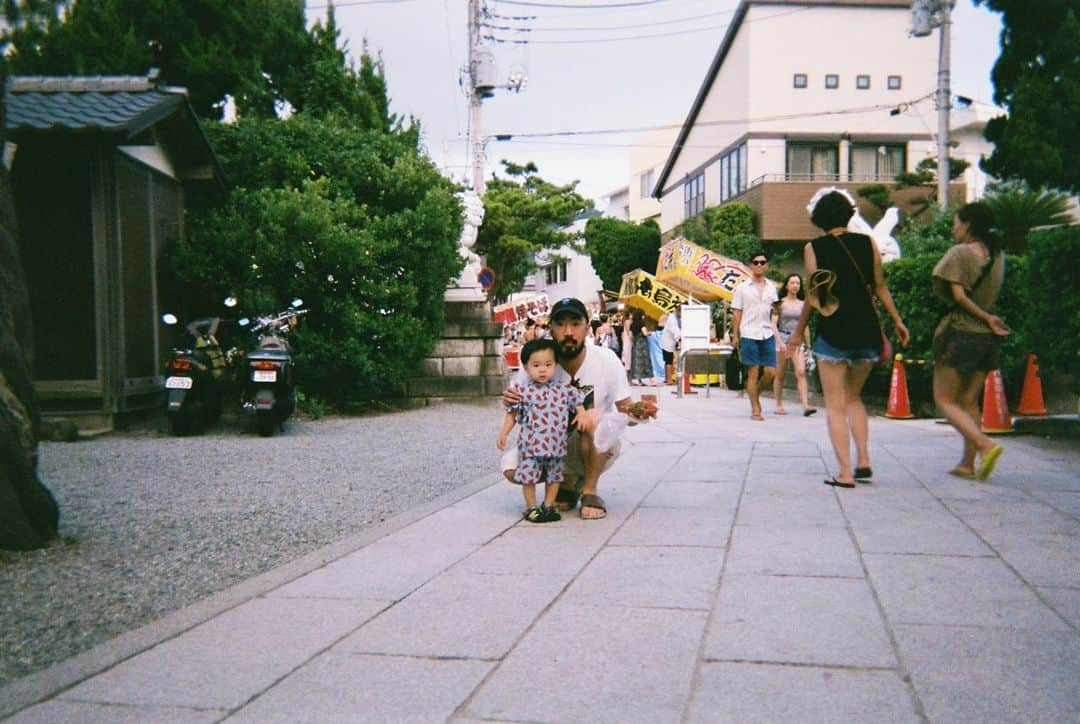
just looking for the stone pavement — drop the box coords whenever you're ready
[3,389,1078,723]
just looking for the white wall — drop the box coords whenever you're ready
[629,123,681,222]
[658,2,940,232]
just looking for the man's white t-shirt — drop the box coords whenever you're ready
[732,279,778,341]
[659,313,681,353]
[515,345,630,414]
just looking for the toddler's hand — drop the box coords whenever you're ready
[496,433,507,450]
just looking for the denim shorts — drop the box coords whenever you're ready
[813,336,879,365]
[740,337,777,368]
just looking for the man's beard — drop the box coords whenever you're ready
[556,337,584,361]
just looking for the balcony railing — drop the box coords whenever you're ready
[748,173,905,187]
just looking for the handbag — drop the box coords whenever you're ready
[835,234,892,367]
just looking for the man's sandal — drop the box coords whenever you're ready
[579,493,607,520]
[554,489,580,511]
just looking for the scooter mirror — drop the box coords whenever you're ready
[162,313,179,325]
[290,298,304,308]
[238,317,250,327]
[224,296,238,308]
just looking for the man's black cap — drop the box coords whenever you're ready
[549,297,588,321]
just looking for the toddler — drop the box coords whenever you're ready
[496,338,585,523]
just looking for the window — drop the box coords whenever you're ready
[684,172,705,218]
[719,142,747,202]
[793,73,808,89]
[887,75,902,90]
[786,143,838,180]
[544,261,568,285]
[639,168,655,199]
[856,74,870,90]
[850,144,905,181]
[825,74,839,89]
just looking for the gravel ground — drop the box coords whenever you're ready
[0,400,504,685]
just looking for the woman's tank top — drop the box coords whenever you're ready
[777,299,803,337]
[809,232,881,350]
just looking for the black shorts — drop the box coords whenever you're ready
[933,328,1001,374]
[662,350,675,365]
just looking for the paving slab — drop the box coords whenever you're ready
[840,488,994,556]
[864,554,1069,630]
[466,603,705,723]
[225,652,492,723]
[686,662,919,723]
[6,701,226,724]
[335,569,570,659]
[58,597,384,710]
[894,624,1080,723]
[267,537,478,601]
[609,507,733,547]
[726,525,864,578]
[562,546,723,610]
[640,481,741,510]
[452,526,603,576]
[737,488,845,528]
[705,575,896,668]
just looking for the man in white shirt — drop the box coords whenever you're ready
[659,308,681,384]
[731,251,779,420]
[503,297,647,519]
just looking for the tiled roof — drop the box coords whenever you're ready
[4,74,186,136]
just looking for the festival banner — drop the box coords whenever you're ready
[493,293,549,324]
[655,237,751,303]
[619,269,689,320]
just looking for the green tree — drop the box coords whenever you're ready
[583,217,661,291]
[973,0,1080,193]
[476,161,591,300]
[168,114,463,402]
[704,203,755,246]
[1,0,313,119]
[982,181,1071,252]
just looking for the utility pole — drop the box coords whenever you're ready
[911,0,953,208]
[935,1,952,208]
[467,0,486,194]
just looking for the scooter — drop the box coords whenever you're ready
[160,298,238,436]
[237,299,307,437]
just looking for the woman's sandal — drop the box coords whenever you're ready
[554,488,580,511]
[948,467,976,480]
[824,477,855,489]
[854,467,873,484]
[579,493,607,520]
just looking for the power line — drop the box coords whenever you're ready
[306,0,417,8]
[482,8,733,33]
[487,93,936,139]
[493,0,677,8]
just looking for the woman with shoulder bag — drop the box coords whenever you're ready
[932,201,1009,481]
[786,191,910,488]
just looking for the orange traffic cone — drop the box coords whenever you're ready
[980,369,1014,433]
[885,354,914,419]
[1016,354,1047,415]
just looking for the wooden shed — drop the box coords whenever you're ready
[4,71,222,430]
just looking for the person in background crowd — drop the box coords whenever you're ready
[659,307,682,384]
[620,313,633,377]
[522,317,539,342]
[732,251,780,420]
[786,191,909,488]
[647,315,665,385]
[629,310,652,385]
[931,201,1008,481]
[773,273,816,416]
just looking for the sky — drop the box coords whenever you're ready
[307,0,1004,204]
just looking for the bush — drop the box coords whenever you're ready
[1023,226,1080,387]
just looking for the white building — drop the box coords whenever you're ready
[652,0,997,242]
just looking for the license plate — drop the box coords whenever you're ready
[252,370,277,382]
[165,376,193,389]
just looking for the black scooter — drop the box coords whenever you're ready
[237,299,307,436]
[161,300,237,436]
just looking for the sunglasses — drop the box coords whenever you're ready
[751,259,768,266]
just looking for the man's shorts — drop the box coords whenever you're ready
[662,349,675,365]
[501,430,620,486]
[513,455,566,486]
[739,337,777,369]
